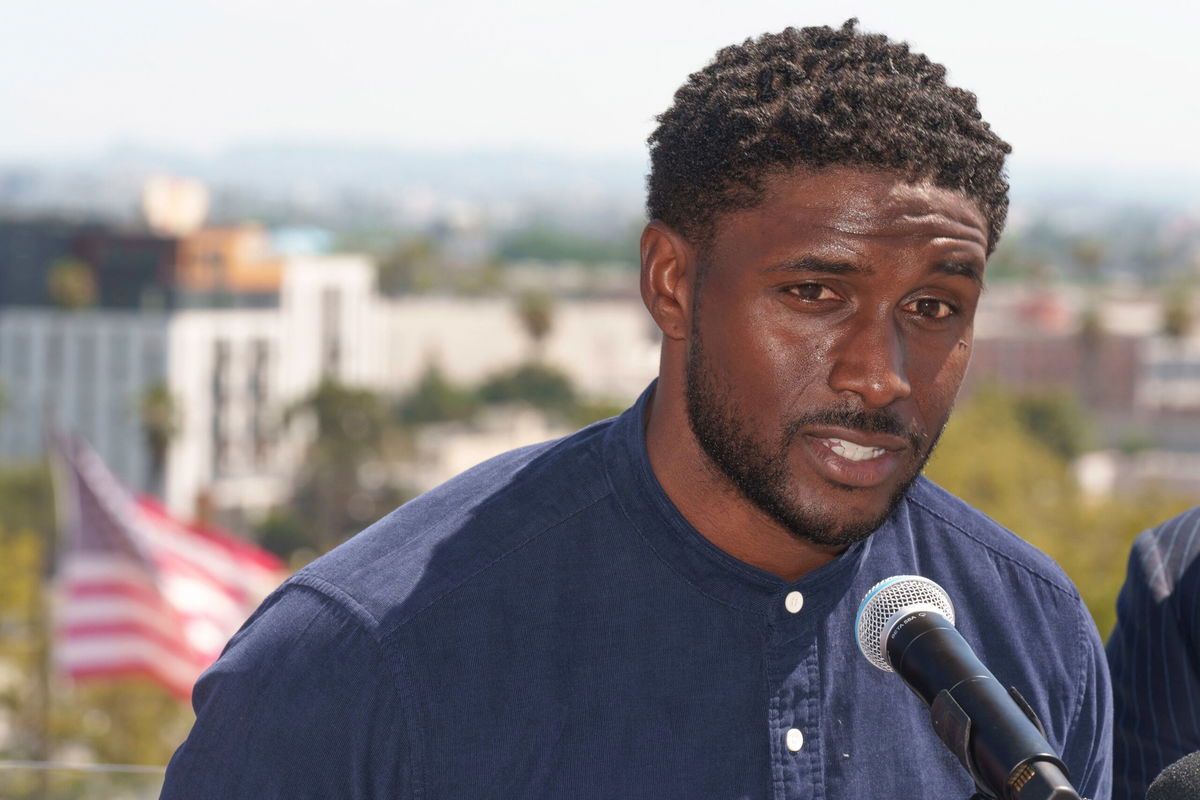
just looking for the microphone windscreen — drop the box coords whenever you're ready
[1147,751,1200,800]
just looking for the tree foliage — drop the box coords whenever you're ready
[478,362,577,415]
[925,387,1194,636]
[137,383,181,497]
[396,362,478,426]
[1162,286,1194,340]
[1011,389,1093,462]
[496,222,639,266]
[515,290,554,357]
[283,380,408,554]
[46,258,97,310]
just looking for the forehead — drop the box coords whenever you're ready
[708,166,990,258]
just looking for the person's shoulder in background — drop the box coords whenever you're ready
[1108,506,1200,800]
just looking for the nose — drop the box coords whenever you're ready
[826,315,912,409]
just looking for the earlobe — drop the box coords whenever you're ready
[640,221,694,341]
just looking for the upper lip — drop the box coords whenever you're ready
[801,425,911,453]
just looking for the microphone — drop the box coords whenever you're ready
[855,575,1082,800]
[1147,752,1200,800]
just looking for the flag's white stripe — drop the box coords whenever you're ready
[57,597,184,644]
[58,555,157,590]
[136,518,279,595]
[160,574,243,617]
[56,635,202,690]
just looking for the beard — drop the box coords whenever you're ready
[684,328,942,549]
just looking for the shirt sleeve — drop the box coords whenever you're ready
[160,581,416,799]
[1108,526,1200,800]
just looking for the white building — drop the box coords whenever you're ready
[0,254,377,519]
[375,295,659,401]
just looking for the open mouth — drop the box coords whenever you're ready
[801,429,910,489]
[823,437,887,462]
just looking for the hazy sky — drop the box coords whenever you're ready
[4,0,1198,173]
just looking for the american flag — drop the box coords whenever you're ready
[51,434,285,700]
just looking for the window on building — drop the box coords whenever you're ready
[320,287,342,378]
[212,340,231,476]
[250,339,271,468]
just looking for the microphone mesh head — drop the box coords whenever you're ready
[855,575,955,671]
[1148,751,1200,800]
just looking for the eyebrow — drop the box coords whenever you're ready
[935,260,985,288]
[765,256,984,288]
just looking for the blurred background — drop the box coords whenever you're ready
[1,0,1198,796]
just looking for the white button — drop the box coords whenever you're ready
[785,591,804,613]
[786,728,804,752]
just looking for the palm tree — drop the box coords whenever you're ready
[138,382,180,498]
[47,257,97,310]
[285,379,392,553]
[1163,289,1194,342]
[515,290,554,361]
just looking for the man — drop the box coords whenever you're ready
[1109,507,1200,799]
[162,21,1111,799]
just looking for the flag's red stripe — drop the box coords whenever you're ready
[136,497,284,571]
[65,580,165,608]
[59,620,200,662]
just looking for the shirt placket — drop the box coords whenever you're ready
[766,589,824,799]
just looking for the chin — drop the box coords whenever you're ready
[776,479,916,548]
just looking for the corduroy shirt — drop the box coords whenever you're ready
[162,386,1111,799]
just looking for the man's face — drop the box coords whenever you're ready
[684,166,989,548]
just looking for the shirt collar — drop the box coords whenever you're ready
[602,382,873,629]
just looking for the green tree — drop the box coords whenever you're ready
[925,387,1193,635]
[1162,287,1194,340]
[478,363,576,417]
[396,361,479,426]
[496,222,640,266]
[46,258,97,310]
[285,380,404,554]
[137,383,180,498]
[1012,390,1093,462]
[376,236,440,296]
[515,291,555,360]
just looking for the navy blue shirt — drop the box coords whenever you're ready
[162,389,1111,799]
[1108,507,1200,800]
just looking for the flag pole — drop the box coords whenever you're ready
[38,426,71,799]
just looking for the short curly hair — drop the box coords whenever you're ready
[646,20,1011,252]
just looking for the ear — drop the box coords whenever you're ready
[640,220,696,341]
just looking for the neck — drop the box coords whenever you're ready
[643,369,845,583]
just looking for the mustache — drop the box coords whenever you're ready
[784,406,924,449]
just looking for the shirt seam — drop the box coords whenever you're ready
[608,487,768,617]
[283,577,427,800]
[905,492,1081,602]
[1067,607,1093,792]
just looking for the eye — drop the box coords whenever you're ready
[787,282,839,302]
[905,297,957,320]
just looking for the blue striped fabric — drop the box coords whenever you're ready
[1108,508,1200,799]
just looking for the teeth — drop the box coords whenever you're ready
[827,438,886,462]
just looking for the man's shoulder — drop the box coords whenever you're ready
[1129,504,1200,596]
[285,417,620,636]
[901,477,1080,599]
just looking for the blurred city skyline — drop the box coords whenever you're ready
[3,0,1198,180]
